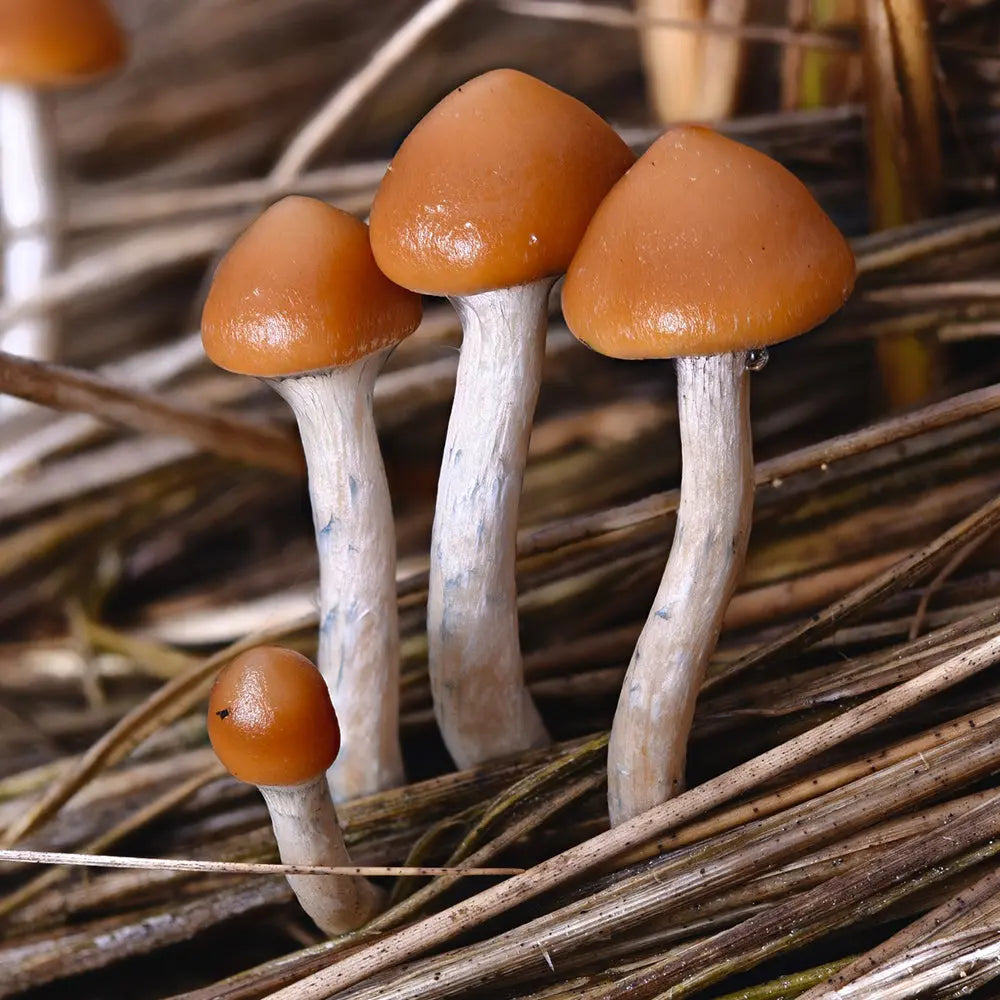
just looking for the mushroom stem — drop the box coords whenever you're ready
[0,85,57,412]
[271,349,404,801]
[428,279,552,768]
[259,776,383,935]
[607,350,753,826]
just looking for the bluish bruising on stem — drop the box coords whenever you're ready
[270,354,405,802]
[321,607,338,634]
[426,281,553,767]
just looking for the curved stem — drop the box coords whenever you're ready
[0,85,57,415]
[608,351,753,826]
[272,352,404,801]
[428,280,552,768]
[260,778,383,935]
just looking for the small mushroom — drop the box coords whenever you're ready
[369,69,634,768]
[562,126,855,825]
[207,645,383,935]
[0,0,125,394]
[201,196,422,801]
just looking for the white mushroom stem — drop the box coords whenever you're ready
[271,350,404,802]
[428,279,552,768]
[0,85,57,415]
[259,777,383,935]
[607,351,753,826]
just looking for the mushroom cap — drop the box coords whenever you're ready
[207,646,341,787]
[201,196,423,377]
[0,0,125,86]
[368,69,635,296]
[562,126,856,359]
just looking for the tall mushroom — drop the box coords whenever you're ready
[208,645,383,934]
[0,0,125,395]
[201,196,422,801]
[562,126,855,825]
[369,69,634,769]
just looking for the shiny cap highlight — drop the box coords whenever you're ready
[202,196,422,377]
[207,646,341,787]
[369,69,635,296]
[562,126,856,359]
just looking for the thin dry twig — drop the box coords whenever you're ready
[0,352,304,477]
[269,0,469,185]
[0,850,523,878]
[69,163,385,231]
[908,528,996,639]
[866,280,1000,304]
[498,0,855,50]
[0,332,205,479]
[853,210,1000,273]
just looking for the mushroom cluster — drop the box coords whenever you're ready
[201,72,853,847]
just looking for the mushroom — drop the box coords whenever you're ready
[562,125,855,825]
[369,69,634,769]
[207,645,383,934]
[0,0,125,396]
[201,196,422,801]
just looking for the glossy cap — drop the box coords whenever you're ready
[0,0,125,86]
[562,126,856,359]
[369,69,635,296]
[202,197,422,377]
[207,646,341,787]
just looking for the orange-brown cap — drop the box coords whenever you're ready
[201,196,422,377]
[207,646,341,787]
[369,69,635,296]
[562,126,856,359]
[0,0,125,86]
